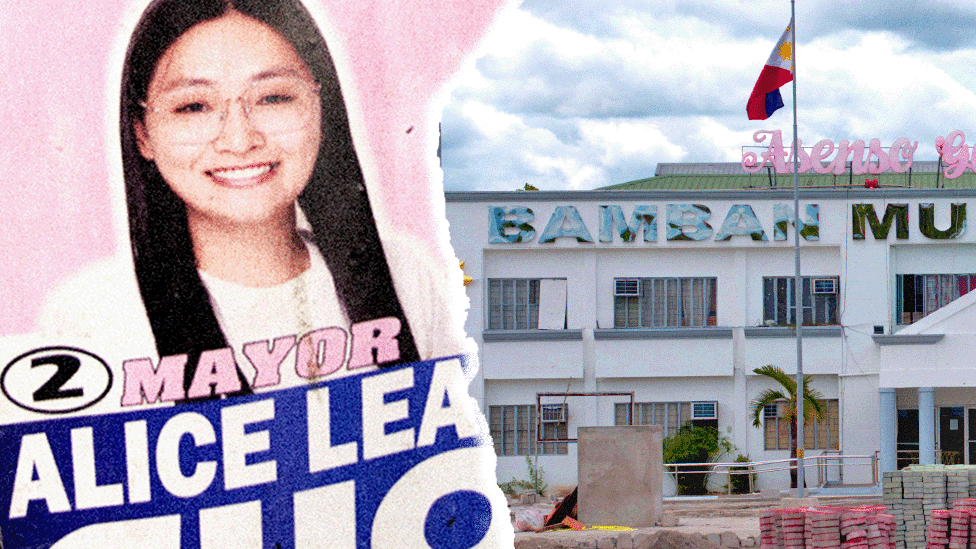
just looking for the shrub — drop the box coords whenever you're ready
[498,456,548,497]
[728,454,756,494]
[663,423,734,495]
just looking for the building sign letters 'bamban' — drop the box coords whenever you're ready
[489,203,967,243]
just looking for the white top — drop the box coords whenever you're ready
[197,235,348,354]
[39,235,472,386]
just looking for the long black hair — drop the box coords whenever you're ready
[120,0,420,390]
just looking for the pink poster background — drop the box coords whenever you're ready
[0,0,505,336]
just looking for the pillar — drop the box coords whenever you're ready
[918,387,935,465]
[878,388,897,474]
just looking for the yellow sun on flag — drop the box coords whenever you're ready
[777,40,792,62]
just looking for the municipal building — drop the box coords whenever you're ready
[446,157,976,491]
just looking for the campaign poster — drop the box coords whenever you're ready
[0,0,513,547]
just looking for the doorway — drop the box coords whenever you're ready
[940,407,965,464]
[969,408,976,465]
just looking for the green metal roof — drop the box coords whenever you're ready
[600,169,976,191]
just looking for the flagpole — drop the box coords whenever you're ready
[790,0,806,497]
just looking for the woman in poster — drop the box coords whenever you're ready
[2,0,509,546]
[42,0,468,389]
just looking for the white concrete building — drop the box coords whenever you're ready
[446,163,976,491]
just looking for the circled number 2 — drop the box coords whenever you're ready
[32,355,84,401]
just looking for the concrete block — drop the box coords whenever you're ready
[577,426,663,528]
[514,540,548,549]
[632,533,655,549]
[520,491,540,505]
[781,497,817,508]
[617,533,635,549]
[596,536,616,548]
[707,533,722,546]
[721,531,742,547]
[659,513,680,527]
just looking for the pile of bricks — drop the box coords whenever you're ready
[883,466,976,549]
[923,498,976,549]
[759,506,895,549]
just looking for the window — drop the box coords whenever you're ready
[896,274,976,325]
[489,405,567,456]
[613,277,717,328]
[762,276,839,326]
[488,279,539,329]
[613,401,719,435]
[487,278,567,330]
[763,399,839,450]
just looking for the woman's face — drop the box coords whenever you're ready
[135,12,322,230]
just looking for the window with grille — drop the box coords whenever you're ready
[613,277,717,328]
[613,401,718,435]
[488,405,567,456]
[487,278,568,330]
[896,274,976,325]
[763,399,839,450]
[762,276,839,326]
[487,279,540,330]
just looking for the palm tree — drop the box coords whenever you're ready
[750,365,826,489]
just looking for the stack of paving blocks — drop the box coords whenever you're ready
[921,498,976,549]
[759,506,895,549]
[883,466,976,549]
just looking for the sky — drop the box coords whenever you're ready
[439,0,976,192]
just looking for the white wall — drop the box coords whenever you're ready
[447,191,976,489]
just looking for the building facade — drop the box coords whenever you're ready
[446,178,976,490]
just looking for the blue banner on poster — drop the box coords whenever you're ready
[0,356,495,548]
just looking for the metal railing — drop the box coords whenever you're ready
[897,449,958,467]
[663,452,880,495]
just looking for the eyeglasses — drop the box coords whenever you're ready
[140,76,321,146]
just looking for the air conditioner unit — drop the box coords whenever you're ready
[812,278,838,294]
[692,401,718,420]
[541,404,567,423]
[614,278,640,296]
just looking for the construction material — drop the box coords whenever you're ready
[577,426,664,528]
[883,465,976,549]
[758,506,894,549]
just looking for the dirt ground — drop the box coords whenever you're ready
[514,528,727,549]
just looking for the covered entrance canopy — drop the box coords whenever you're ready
[878,290,976,473]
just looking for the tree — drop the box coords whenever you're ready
[749,365,826,489]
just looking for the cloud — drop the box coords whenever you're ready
[441,0,976,191]
[822,0,976,51]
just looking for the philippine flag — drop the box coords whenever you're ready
[747,22,794,120]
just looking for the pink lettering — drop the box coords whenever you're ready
[121,355,187,406]
[760,130,789,173]
[295,327,347,378]
[243,335,296,388]
[942,130,973,180]
[743,131,917,176]
[348,317,402,369]
[888,138,917,173]
[811,139,835,174]
[187,348,241,399]
[831,140,865,175]
[787,139,813,173]
[866,138,889,174]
